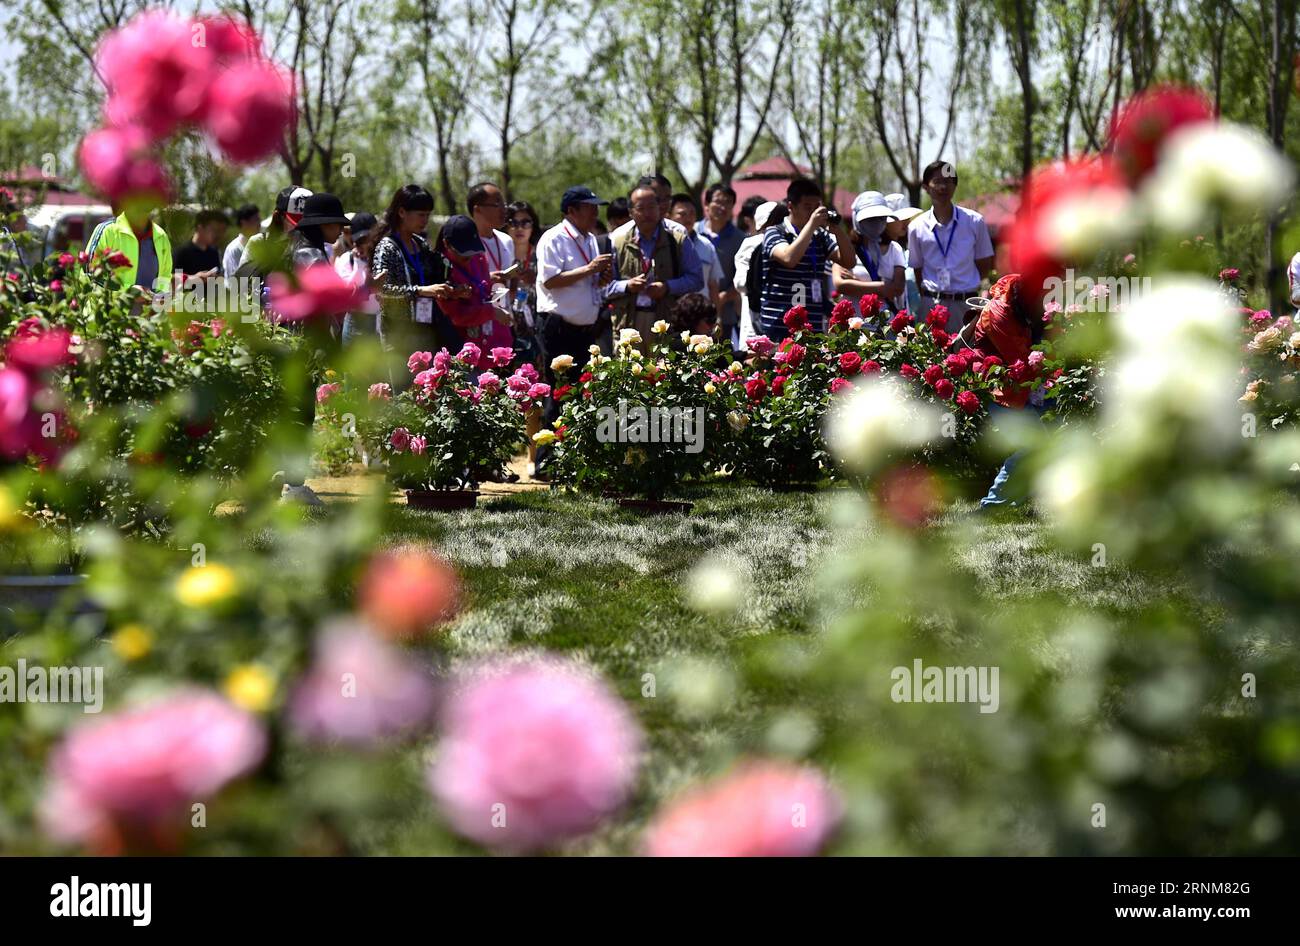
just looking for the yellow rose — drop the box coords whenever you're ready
[652,320,670,334]
[532,430,557,446]
[110,624,153,661]
[0,484,19,531]
[175,563,239,608]
[704,382,717,394]
[223,664,276,713]
[631,362,644,376]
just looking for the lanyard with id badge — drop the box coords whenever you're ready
[400,237,434,323]
[564,225,602,308]
[636,224,660,308]
[807,236,822,305]
[933,210,960,292]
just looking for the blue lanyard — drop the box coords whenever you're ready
[398,235,425,285]
[935,210,960,260]
[856,243,880,281]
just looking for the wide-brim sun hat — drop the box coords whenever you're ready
[884,192,924,222]
[754,200,781,230]
[853,190,896,223]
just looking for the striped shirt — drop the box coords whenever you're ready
[758,221,838,334]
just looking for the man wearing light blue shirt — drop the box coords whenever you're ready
[908,160,995,333]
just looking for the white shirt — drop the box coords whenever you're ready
[480,228,515,274]
[692,233,720,302]
[733,232,765,344]
[850,240,906,309]
[536,221,603,325]
[907,206,993,294]
[222,233,248,277]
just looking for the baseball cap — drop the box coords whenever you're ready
[561,186,609,213]
[348,211,378,243]
[439,214,485,257]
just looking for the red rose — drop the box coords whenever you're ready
[105,250,132,269]
[862,360,882,374]
[830,377,851,394]
[776,339,806,369]
[956,390,980,415]
[829,298,855,327]
[944,353,968,375]
[1109,85,1215,185]
[925,305,949,330]
[922,364,944,386]
[980,355,1002,374]
[889,312,913,334]
[838,351,862,375]
[554,384,573,401]
[783,306,809,332]
[771,375,787,396]
[745,376,767,401]
[899,363,921,379]
[859,294,882,317]
[931,329,950,347]
[579,371,593,383]
[554,424,567,441]
[934,378,954,399]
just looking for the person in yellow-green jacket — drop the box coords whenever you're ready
[94,199,173,293]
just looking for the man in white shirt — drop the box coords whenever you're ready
[668,193,720,306]
[223,203,261,278]
[907,161,995,333]
[534,186,613,474]
[468,181,516,288]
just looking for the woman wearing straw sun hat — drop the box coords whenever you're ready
[832,191,906,318]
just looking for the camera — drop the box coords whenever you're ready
[825,209,842,227]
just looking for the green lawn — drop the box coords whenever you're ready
[347,483,1172,855]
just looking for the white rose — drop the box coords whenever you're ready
[631,362,643,375]
[848,317,864,330]
[619,328,642,346]
[550,354,575,372]
[652,320,670,334]
[726,410,747,432]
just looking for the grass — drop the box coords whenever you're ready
[319,478,1179,855]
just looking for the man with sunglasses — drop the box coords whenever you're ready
[468,181,516,286]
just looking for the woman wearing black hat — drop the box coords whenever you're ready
[366,184,461,385]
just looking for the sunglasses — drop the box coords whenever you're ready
[508,219,533,228]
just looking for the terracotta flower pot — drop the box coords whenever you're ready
[405,489,479,511]
[616,498,693,515]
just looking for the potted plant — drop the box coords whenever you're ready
[360,343,532,510]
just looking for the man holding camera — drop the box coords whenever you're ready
[757,178,857,340]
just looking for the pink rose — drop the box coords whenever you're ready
[489,346,514,368]
[368,382,392,400]
[408,435,427,455]
[456,342,482,365]
[427,658,642,852]
[288,622,436,747]
[267,264,366,321]
[204,60,295,165]
[1027,350,1045,369]
[830,377,851,394]
[358,546,460,641]
[389,427,411,452]
[4,326,73,374]
[432,349,452,372]
[477,371,502,393]
[746,336,775,357]
[407,351,434,374]
[516,362,539,383]
[315,382,341,404]
[526,382,550,400]
[643,760,840,857]
[78,125,172,203]
[96,11,215,140]
[39,691,265,850]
